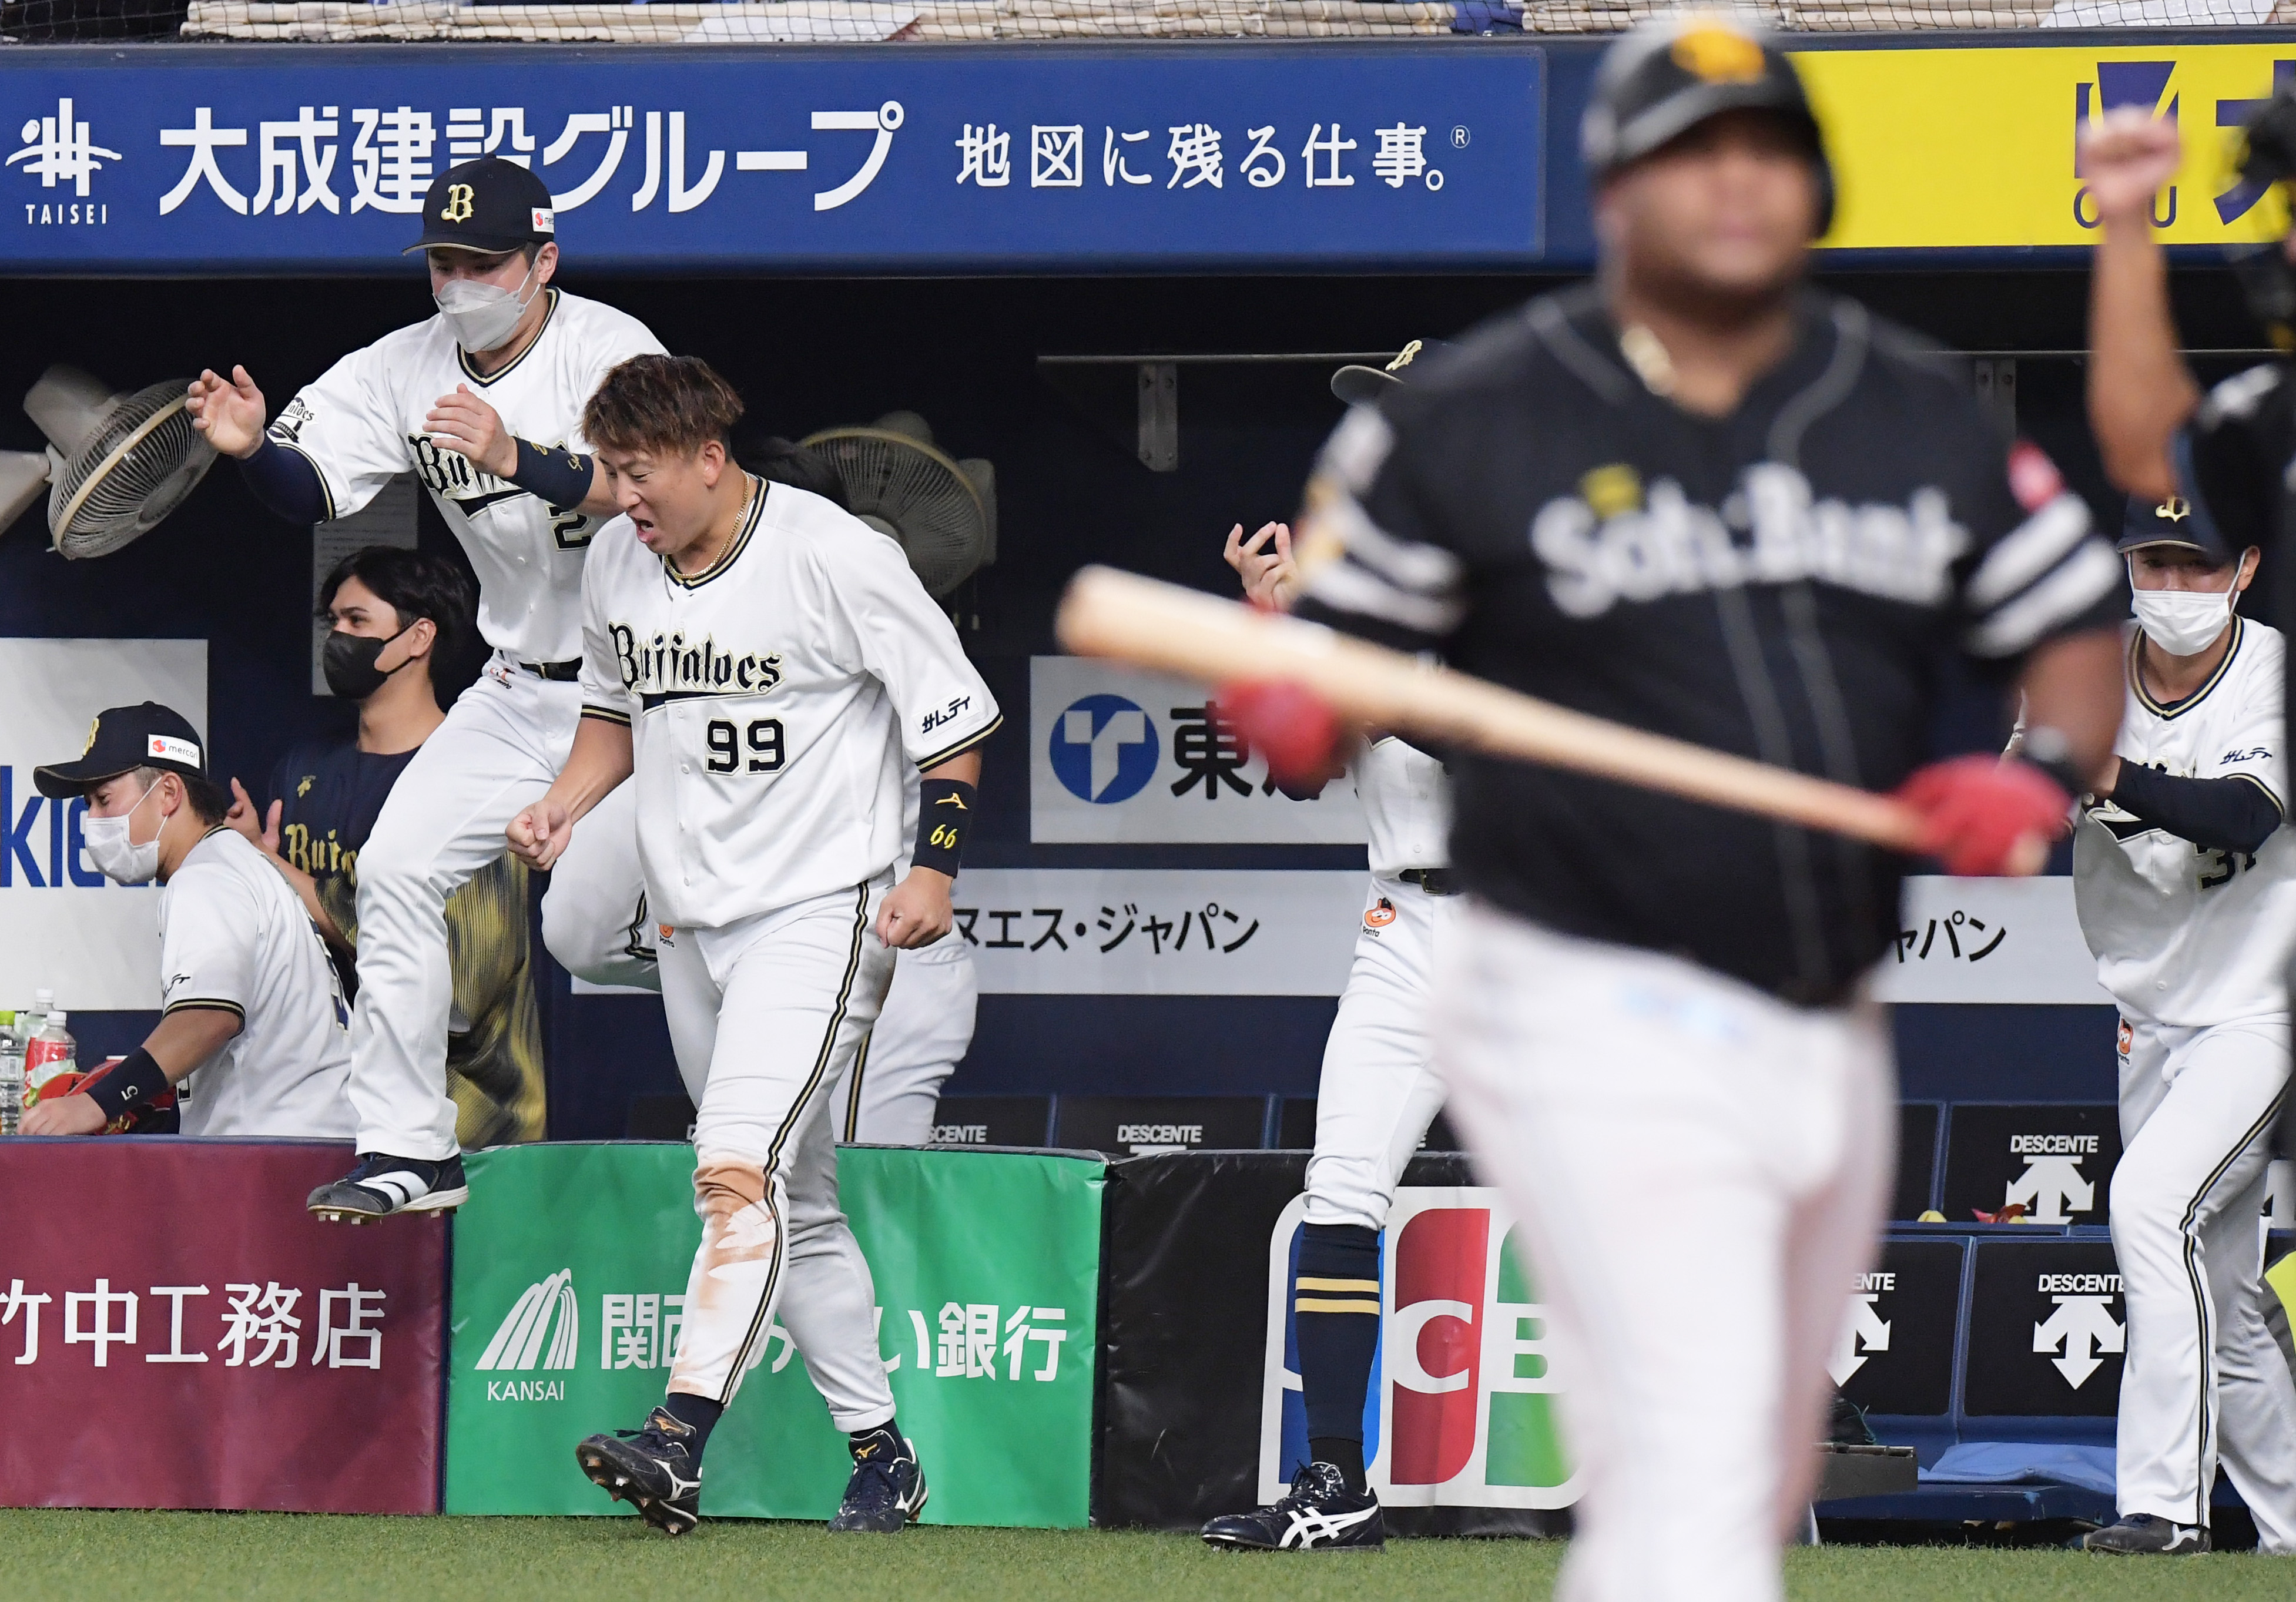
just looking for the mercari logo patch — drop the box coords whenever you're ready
[1047,695,1158,804]
[1256,1187,1576,1509]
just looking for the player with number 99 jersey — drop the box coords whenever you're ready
[576,481,999,931]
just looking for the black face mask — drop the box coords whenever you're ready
[323,623,415,701]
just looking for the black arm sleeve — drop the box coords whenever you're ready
[236,434,329,525]
[2110,763,2284,854]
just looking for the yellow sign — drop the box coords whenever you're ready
[1794,43,2294,249]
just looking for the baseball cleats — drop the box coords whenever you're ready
[2080,1514,2211,1554]
[1201,1462,1385,1552]
[306,1153,468,1222]
[576,1408,704,1536]
[828,1426,928,1533]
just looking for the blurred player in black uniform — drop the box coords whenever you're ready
[226,545,545,1148]
[1218,16,2129,1597]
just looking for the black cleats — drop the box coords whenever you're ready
[828,1427,928,1533]
[307,1152,468,1222]
[2080,1513,2210,1554]
[1201,1462,1385,1552]
[576,1407,704,1536]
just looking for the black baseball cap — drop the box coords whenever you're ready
[33,702,207,799]
[404,157,556,256]
[1581,12,1834,232]
[2118,492,2234,562]
[1331,339,1452,405]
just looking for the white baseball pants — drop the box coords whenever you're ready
[658,877,898,1429]
[2113,1014,2296,1549]
[837,934,979,1146]
[351,661,615,1159]
[538,779,660,991]
[540,793,976,1149]
[1302,875,1453,1232]
[1437,904,1892,1602]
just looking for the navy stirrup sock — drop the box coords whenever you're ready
[1295,1222,1381,1495]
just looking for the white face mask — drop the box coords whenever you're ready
[2130,564,2238,658]
[83,780,162,886]
[434,260,537,354]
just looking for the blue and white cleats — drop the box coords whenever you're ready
[306,1152,468,1222]
[829,1425,929,1533]
[1201,1462,1385,1552]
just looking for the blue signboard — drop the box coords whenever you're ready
[0,43,1543,274]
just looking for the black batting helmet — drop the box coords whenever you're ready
[1581,12,1835,234]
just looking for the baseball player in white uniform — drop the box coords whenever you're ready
[538,441,981,1147]
[184,157,665,1216]
[2070,498,2296,1555]
[24,703,353,1140]
[506,355,998,1536]
[1200,504,1453,1553]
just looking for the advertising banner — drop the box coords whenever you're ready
[0,1138,445,1512]
[1963,1238,2127,1418]
[1030,657,1368,845]
[0,639,207,1010]
[1940,1103,2123,1228]
[0,44,1541,274]
[1825,1237,1965,1421]
[1869,876,2107,1006]
[955,867,1365,996]
[1099,1149,1564,1534]
[1799,43,2296,253]
[1257,1185,1575,1510]
[443,1141,1101,1527]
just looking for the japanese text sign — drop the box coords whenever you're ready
[0,1138,445,1513]
[0,44,1543,273]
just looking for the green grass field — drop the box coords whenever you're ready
[2,1513,2291,1601]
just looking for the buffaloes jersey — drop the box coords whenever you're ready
[579,477,1001,931]
[1294,286,2125,1006]
[266,287,665,663]
[2074,619,2296,1026]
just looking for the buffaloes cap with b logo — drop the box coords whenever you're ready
[32,702,207,799]
[404,156,556,256]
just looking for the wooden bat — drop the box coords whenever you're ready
[1055,564,1946,859]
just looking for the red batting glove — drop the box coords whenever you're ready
[1894,755,2072,877]
[1213,679,1346,796]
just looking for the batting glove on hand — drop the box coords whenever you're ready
[1894,755,2071,877]
[1213,679,1346,799]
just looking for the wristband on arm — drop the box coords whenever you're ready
[81,1047,172,1121]
[507,438,595,512]
[912,778,977,877]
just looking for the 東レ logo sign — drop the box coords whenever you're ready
[1047,693,1159,804]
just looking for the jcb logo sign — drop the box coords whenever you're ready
[1257,1187,1577,1509]
[440,183,476,222]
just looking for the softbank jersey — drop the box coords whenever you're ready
[579,480,1001,931]
[267,287,665,663]
[1295,287,2126,1005]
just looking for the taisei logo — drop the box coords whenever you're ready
[1258,1187,1576,1509]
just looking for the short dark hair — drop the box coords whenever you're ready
[130,765,231,826]
[583,354,745,459]
[316,545,479,672]
[736,434,849,512]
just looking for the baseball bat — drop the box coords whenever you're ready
[1055,564,1940,858]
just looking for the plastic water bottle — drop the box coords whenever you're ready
[26,1008,75,1092]
[0,1013,21,1135]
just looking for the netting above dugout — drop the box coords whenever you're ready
[5,0,2296,48]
